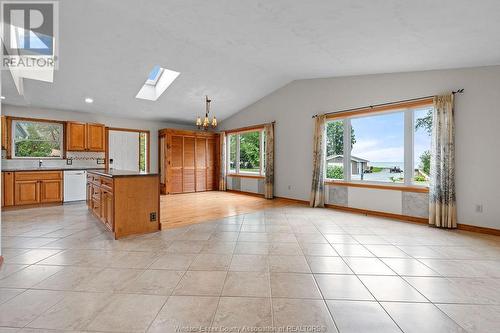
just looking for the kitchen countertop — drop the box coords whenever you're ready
[1,167,106,172]
[87,169,159,178]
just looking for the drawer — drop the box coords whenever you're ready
[15,171,62,181]
[100,176,113,191]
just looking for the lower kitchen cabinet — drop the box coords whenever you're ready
[6,171,64,207]
[2,171,15,207]
[87,174,114,232]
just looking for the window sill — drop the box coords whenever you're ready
[227,173,265,179]
[325,180,429,193]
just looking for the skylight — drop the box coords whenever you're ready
[136,66,180,101]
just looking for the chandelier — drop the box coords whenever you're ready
[196,96,217,130]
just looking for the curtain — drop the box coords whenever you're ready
[310,115,327,207]
[264,123,274,199]
[219,131,227,191]
[429,94,457,228]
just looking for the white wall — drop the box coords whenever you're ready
[221,66,500,229]
[1,104,195,173]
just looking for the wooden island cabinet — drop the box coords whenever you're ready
[87,169,160,239]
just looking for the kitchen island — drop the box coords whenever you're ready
[87,169,160,239]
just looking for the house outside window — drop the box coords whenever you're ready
[12,120,64,158]
[324,102,433,187]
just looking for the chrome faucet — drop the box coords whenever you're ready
[38,160,43,168]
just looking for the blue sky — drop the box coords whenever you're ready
[350,108,432,166]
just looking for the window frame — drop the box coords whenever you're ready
[324,99,433,189]
[227,128,265,177]
[11,118,65,159]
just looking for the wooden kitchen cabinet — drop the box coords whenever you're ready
[101,189,114,231]
[1,115,8,150]
[13,171,63,206]
[2,171,15,207]
[66,122,105,152]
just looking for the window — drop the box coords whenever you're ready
[413,107,433,186]
[324,102,434,187]
[227,129,265,175]
[12,120,63,158]
[139,132,148,172]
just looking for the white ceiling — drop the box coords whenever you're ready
[2,0,500,123]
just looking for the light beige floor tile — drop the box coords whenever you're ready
[173,271,227,296]
[4,249,62,264]
[222,272,270,297]
[213,297,272,328]
[272,298,337,332]
[306,256,353,274]
[268,242,303,255]
[0,265,62,288]
[75,268,143,292]
[315,274,374,300]
[270,273,321,299]
[209,231,239,242]
[324,234,358,244]
[27,292,112,330]
[396,245,444,258]
[189,254,232,271]
[110,251,160,269]
[359,275,428,302]
[269,255,311,273]
[149,253,196,270]
[0,263,28,279]
[119,270,184,295]
[0,288,25,305]
[87,293,166,332]
[234,242,269,255]
[230,255,269,272]
[437,303,500,333]
[300,243,338,256]
[381,258,440,276]
[382,302,466,333]
[201,241,236,254]
[148,296,219,333]
[333,244,374,257]
[238,232,269,242]
[343,257,396,275]
[0,289,65,327]
[34,266,103,291]
[327,300,401,333]
[166,240,206,253]
[364,245,410,258]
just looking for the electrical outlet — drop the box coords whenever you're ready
[150,212,157,222]
[66,158,73,165]
[475,204,483,213]
[97,158,105,164]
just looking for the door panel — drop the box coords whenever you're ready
[40,180,62,203]
[168,135,184,193]
[87,124,105,151]
[66,122,87,151]
[15,181,39,205]
[207,139,215,190]
[109,131,140,171]
[183,137,195,192]
[195,138,207,191]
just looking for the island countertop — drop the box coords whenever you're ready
[87,169,159,178]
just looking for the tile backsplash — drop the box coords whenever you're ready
[1,151,106,169]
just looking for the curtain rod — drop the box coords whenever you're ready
[312,89,464,118]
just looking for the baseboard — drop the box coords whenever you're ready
[274,196,309,205]
[325,204,428,224]
[457,223,500,236]
[226,189,264,198]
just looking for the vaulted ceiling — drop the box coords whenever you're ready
[2,0,500,123]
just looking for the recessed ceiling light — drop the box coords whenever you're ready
[85,97,93,104]
[0,96,5,100]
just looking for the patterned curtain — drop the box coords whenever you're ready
[264,123,274,199]
[429,94,457,228]
[218,132,227,191]
[310,115,326,207]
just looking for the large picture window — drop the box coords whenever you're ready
[227,129,265,175]
[325,103,433,187]
[12,120,64,158]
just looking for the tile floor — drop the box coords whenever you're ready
[1,202,500,332]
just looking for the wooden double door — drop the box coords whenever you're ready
[160,129,219,194]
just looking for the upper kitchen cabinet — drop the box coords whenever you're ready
[1,115,8,150]
[66,122,105,152]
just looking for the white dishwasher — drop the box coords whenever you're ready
[63,170,87,202]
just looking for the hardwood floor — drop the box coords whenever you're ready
[160,191,295,229]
